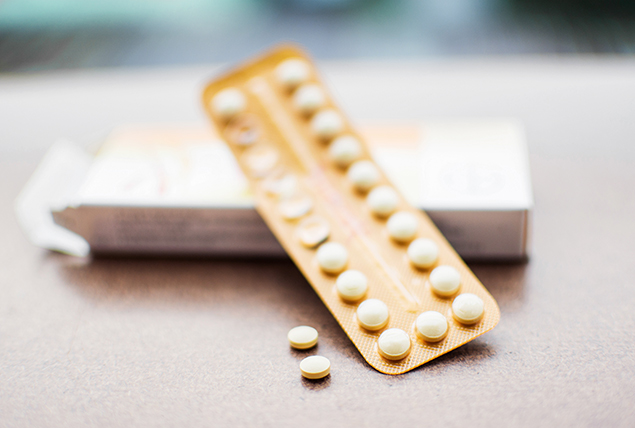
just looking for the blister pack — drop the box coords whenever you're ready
[202,45,500,374]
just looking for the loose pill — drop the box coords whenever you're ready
[356,299,389,331]
[211,88,246,119]
[452,293,485,325]
[429,265,461,297]
[293,84,326,116]
[311,109,344,141]
[316,242,348,274]
[415,311,449,342]
[300,355,330,379]
[297,215,330,248]
[377,328,411,361]
[347,160,380,192]
[288,326,319,350]
[278,194,313,220]
[276,58,311,90]
[367,185,399,217]
[336,270,368,302]
[386,211,418,243]
[328,135,362,168]
[407,238,439,269]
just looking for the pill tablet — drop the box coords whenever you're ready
[429,265,461,297]
[242,146,279,178]
[278,194,313,220]
[297,216,330,248]
[415,311,449,342]
[276,58,311,90]
[336,270,368,302]
[386,211,418,243]
[328,135,362,168]
[288,326,319,350]
[356,299,389,331]
[300,355,330,380]
[452,293,485,325]
[316,242,348,274]
[311,109,344,141]
[367,185,399,217]
[407,238,439,269]
[263,170,297,199]
[347,160,380,192]
[211,88,246,119]
[377,328,411,361]
[293,84,326,116]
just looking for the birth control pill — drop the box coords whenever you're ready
[288,326,319,350]
[377,328,411,361]
[336,270,368,302]
[224,115,260,146]
[452,293,485,325]
[300,355,330,379]
[356,299,389,331]
[367,185,399,217]
[297,215,330,248]
[429,265,461,297]
[311,109,344,141]
[276,58,311,90]
[415,311,449,342]
[316,242,348,274]
[386,211,418,243]
[328,135,362,168]
[242,146,279,178]
[347,160,380,192]
[262,170,298,199]
[407,238,439,269]
[293,84,326,116]
[211,88,246,119]
[278,194,313,220]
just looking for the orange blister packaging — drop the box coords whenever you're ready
[202,45,500,375]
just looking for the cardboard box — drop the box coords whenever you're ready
[17,121,532,260]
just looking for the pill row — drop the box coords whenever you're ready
[272,58,485,362]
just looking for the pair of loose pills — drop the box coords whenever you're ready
[287,326,330,379]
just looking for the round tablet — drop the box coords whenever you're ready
[415,311,449,342]
[336,270,368,302]
[300,356,330,380]
[452,293,485,325]
[288,326,319,350]
[297,215,330,248]
[386,211,418,243]
[347,160,380,192]
[241,146,278,178]
[310,109,344,141]
[316,242,348,274]
[377,328,411,361]
[293,84,326,116]
[276,58,311,90]
[278,194,313,220]
[407,238,439,269]
[367,185,399,217]
[328,135,362,168]
[429,265,461,297]
[211,88,246,119]
[262,170,297,199]
[356,299,389,331]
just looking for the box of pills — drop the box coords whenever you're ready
[17,121,532,260]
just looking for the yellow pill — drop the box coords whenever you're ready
[316,242,348,274]
[288,326,319,350]
[429,265,461,297]
[415,311,449,342]
[356,299,389,331]
[452,293,485,325]
[300,355,330,379]
[377,328,411,361]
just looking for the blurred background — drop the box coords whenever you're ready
[1,0,635,72]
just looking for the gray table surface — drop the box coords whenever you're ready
[1,57,634,427]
